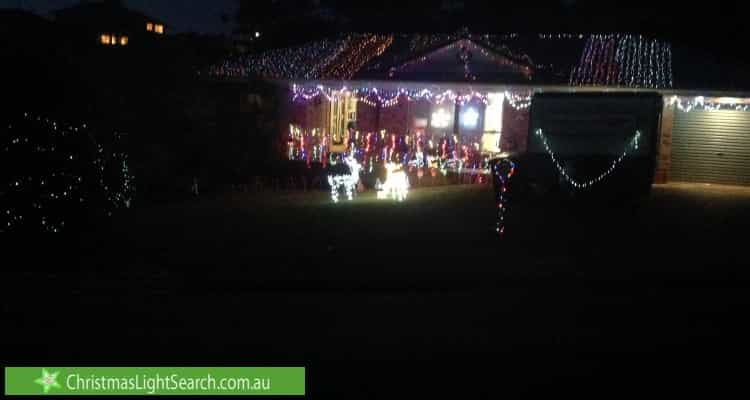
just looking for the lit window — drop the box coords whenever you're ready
[110,35,117,45]
[120,36,128,46]
[460,107,480,129]
[100,34,110,45]
[483,92,504,133]
[154,24,164,34]
[146,22,153,31]
[431,108,453,128]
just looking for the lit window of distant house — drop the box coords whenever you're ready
[110,35,117,45]
[146,22,153,31]
[100,34,110,45]
[154,24,164,34]
[120,36,128,46]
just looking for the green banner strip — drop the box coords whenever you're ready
[5,367,304,396]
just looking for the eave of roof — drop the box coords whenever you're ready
[282,79,750,99]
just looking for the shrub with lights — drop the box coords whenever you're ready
[1,113,136,232]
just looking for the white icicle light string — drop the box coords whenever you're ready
[667,96,750,112]
[535,128,641,189]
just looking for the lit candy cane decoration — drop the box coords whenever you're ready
[491,158,516,236]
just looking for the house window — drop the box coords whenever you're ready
[119,36,128,46]
[146,22,153,31]
[154,24,164,34]
[100,34,111,45]
[110,35,117,45]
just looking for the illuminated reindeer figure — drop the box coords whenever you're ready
[377,162,409,201]
[327,155,362,203]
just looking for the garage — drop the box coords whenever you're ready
[670,108,750,185]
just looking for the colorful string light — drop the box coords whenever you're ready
[570,34,672,88]
[491,158,516,236]
[668,96,750,112]
[206,34,393,80]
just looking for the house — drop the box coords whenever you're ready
[53,0,166,47]
[207,31,750,187]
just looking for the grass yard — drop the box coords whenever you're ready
[5,183,750,397]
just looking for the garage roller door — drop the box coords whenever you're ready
[670,109,750,185]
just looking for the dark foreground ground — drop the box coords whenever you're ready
[4,183,750,398]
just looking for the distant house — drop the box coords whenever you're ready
[53,0,166,47]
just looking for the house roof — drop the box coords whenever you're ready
[53,0,165,32]
[354,38,534,83]
[210,32,741,90]
[206,32,609,86]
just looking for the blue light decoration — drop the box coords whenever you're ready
[491,158,516,236]
[460,107,480,129]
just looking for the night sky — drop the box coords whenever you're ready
[3,0,750,64]
[3,0,750,40]
[0,0,238,33]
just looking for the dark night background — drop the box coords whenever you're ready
[3,1,750,398]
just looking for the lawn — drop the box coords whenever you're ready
[4,183,750,397]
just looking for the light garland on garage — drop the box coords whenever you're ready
[668,96,750,112]
[207,34,393,80]
[535,128,641,189]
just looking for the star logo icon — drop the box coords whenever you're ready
[34,369,61,394]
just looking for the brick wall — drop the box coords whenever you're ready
[653,103,674,184]
[501,102,529,153]
[286,97,329,132]
[356,101,378,133]
[380,97,410,135]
